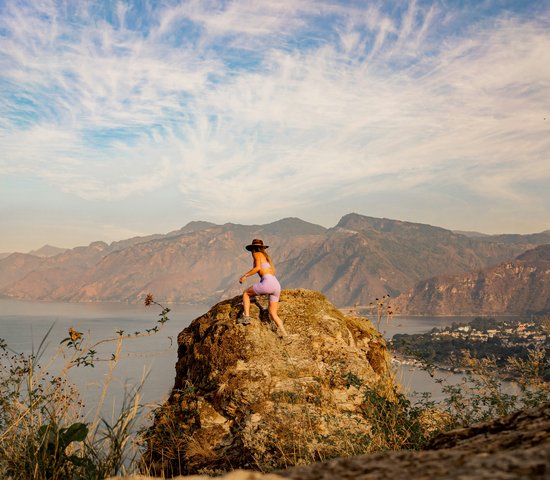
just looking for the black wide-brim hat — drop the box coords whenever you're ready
[245,238,269,251]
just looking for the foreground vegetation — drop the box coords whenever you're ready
[1,300,548,479]
[0,295,170,480]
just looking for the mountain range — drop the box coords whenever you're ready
[1,213,549,312]
[0,244,68,260]
[395,244,550,315]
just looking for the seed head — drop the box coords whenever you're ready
[144,293,154,306]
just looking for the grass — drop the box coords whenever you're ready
[0,294,170,480]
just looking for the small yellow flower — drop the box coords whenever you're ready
[69,327,82,342]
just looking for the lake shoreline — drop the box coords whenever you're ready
[0,298,498,408]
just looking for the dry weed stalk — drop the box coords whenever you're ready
[0,294,171,479]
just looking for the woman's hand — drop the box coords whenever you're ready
[239,275,246,284]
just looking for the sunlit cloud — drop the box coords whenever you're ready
[1,0,549,247]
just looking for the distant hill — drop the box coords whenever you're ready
[515,243,550,262]
[453,229,550,244]
[279,213,540,306]
[452,230,490,238]
[0,244,67,260]
[0,218,326,304]
[0,241,111,295]
[28,245,68,257]
[482,230,550,245]
[0,214,548,308]
[395,244,550,315]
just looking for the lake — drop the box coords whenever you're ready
[0,298,208,424]
[0,299,475,423]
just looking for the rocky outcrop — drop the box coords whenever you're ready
[277,402,550,479]
[141,289,393,477]
[396,244,550,315]
[111,402,550,480]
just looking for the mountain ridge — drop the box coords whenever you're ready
[395,244,550,315]
[1,214,548,309]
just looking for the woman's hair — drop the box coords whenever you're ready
[253,246,276,274]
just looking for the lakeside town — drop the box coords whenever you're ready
[390,316,550,381]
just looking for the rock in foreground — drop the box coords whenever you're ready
[112,403,550,480]
[278,402,550,479]
[141,289,392,476]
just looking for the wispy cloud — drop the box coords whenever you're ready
[1,0,549,241]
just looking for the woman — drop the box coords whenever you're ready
[238,238,288,337]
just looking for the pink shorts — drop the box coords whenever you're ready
[253,274,281,303]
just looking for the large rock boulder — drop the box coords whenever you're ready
[141,289,392,477]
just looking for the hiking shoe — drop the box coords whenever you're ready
[237,315,251,325]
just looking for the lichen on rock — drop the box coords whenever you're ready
[141,289,395,477]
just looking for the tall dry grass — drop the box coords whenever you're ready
[0,294,170,480]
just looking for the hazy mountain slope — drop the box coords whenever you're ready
[453,229,550,244]
[70,219,326,303]
[452,230,490,238]
[28,245,68,257]
[260,217,327,236]
[280,214,532,306]
[0,222,227,300]
[0,245,68,285]
[515,243,550,262]
[1,214,548,308]
[2,242,111,300]
[396,244,550,315]
[483,231,550,245]
[109,221,219,251]
[0,253,47,289]
[1,218,326,303]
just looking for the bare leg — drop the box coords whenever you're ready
[243,287,256,317]
[268,301,288,337]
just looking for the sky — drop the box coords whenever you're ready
[1,0,549,252]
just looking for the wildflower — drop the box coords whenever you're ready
[69,327,83,342]
[144,293,154,306]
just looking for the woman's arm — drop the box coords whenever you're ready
[239,252,263,284]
